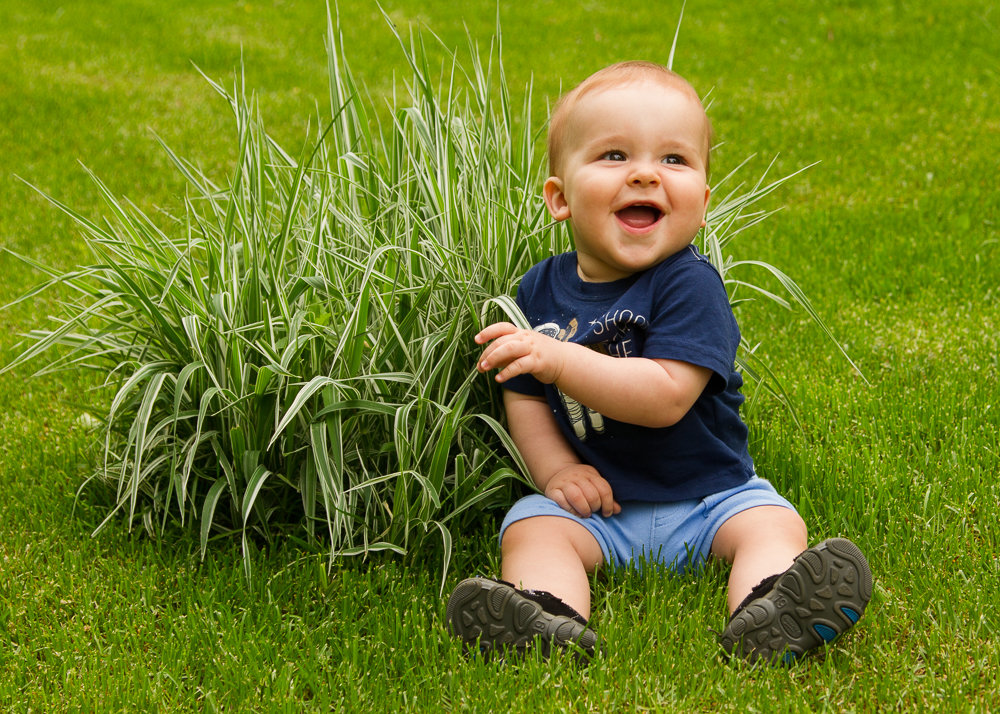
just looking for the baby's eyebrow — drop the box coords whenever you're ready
[659,140,703,156]
[586,136,629,149]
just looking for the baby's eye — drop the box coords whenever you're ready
[600,150,627,161]
[662,154,687,166]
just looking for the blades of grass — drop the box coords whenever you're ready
[472,412,533,487]
[199,478,229,560]
[667,0,686,71]
[95,259,187,350]
[300,458,318,543]
[480,294,530,329]
[400,469,442,514]
[124,371,169,526]
[173,360,205,424]
[309,420,343,561]
[429,520,452,596]
[328,244,403,371]
[211,435,239,517]
[240,464,272,529]
[730,258,868,383]
[239,461,272,580]
[90,490,133,538]
[426,401,464,493]
[105,361,173,436]
[193,386,225,477]
[392,400,416,476]
[735,347,802,430]
[725,279,794,310]
[277,333,322,373]
[333,543,406,557]
[267,375,338,450]
[152,130,221,198]
[442,465,519,530]
[15,175,118,244]
[313,398,399,419]
[346,279,370,376]
[0,251,105,306]
[0,293,122,375]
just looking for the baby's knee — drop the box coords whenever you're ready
[502,515,571,553]
[751,505,807,544]
[501,515,603,569]
[713,505,807,560]
[773,506,808,543]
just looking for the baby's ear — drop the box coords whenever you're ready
[543,177,571,221]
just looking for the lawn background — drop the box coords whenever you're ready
[1,0,998,711]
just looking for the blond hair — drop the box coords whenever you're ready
[547,61,712,177]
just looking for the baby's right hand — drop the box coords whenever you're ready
[545,464,621,519]
[474,321,568,385]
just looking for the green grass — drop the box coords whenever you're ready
[2,0,998,710]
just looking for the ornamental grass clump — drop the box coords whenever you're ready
[2,14,851,578]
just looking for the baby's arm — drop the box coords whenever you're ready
[505,390,621,518]
[477,322,711,429]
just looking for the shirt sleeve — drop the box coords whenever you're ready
[640,258,740,393]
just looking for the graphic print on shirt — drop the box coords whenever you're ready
[535,309,648,441]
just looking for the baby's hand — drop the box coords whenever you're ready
[475,322,568,384]
[544,464,621,519]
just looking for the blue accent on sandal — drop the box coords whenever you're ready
[841,606,861,624]
[814,623,838,642]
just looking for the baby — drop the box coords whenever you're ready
[446,61,871,664]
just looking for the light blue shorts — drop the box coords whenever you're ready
[499,477,796,573]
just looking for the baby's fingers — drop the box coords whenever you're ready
[486,348,538,383]
[549,488,590,518]
[551,482,604,519]
[590,477,619,518]
[474,322,519,345]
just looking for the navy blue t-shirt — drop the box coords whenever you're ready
[503,246,754,502]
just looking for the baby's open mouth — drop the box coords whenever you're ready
[616,205,662,229]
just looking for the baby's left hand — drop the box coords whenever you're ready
[475,322,568,384]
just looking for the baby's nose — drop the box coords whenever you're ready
[629,165,660,186]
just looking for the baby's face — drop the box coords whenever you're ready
[543,81,711,283]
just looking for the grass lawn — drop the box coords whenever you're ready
[1,0,998,710]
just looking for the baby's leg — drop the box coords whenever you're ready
[713,505,872,663]
[501,515,604,618]
[710,505,807,613]
[446,514,604,660]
